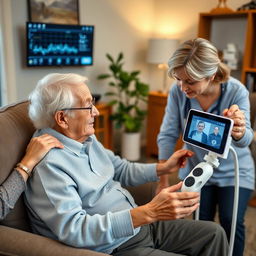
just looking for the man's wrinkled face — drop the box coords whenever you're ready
[62,83,99,142]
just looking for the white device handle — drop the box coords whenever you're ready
[181,146,239,256]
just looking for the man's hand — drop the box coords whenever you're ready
[130,182,199,227]
[156,149,194,176]
[223,104,246,140]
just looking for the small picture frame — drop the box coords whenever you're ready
[27,0,80,25]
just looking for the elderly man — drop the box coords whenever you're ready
[208,126,222,148]
[189,121,208,144]
[25,73,228,256]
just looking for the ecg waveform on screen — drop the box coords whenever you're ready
[32,43,79,55]
[27,23,94,66]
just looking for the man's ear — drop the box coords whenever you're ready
[54,111,69,129]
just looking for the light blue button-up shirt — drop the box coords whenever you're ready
[25,128,158,254]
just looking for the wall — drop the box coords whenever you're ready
[7,0,154,102]
[4,0,249,102]
[1,0,249,150]
[148,0,250,91]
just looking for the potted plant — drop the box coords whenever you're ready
[97,52,149,160]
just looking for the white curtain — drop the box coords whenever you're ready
[0,2,5,106]
[0,36,2,106]
[0,0,16,105]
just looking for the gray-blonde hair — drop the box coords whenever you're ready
[168,38,230,83]
[29,73,87,129]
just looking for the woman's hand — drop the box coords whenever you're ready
[223,104,246,140]
[156,149,194,177]
[18,134,64,179]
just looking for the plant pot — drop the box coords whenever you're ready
[121,132,141,161]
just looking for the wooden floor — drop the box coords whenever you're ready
[244,205,256,256]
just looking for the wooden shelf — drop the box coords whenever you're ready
[198,10,256,92]
[200,10,256,16]
[244,68,256,73]
[94,102,112,149]
[200,11,248,17]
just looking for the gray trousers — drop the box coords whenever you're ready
[112,219,229,256]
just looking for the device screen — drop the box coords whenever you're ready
[183,109,233,154]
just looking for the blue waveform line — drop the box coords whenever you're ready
[32,43,78,55]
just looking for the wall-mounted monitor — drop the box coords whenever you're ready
[26,22,94,67]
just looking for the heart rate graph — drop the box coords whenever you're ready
[26,22,94,66]
[32,43,78,55]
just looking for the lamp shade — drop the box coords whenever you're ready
[147,38,179,64]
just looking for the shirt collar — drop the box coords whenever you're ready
[34,128,94,156]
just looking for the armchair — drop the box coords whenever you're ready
[0,101,156,256]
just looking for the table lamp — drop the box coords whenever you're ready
[147,38,179,93]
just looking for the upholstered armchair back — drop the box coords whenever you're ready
[0,101,35,231]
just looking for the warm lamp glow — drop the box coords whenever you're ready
[147,38,179,64]
[147,38,179,93]
[157,22,183,36]
[106,1,153,33]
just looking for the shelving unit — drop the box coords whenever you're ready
[94,103,112,149]
[198,10,256,92]
[145,10,256,157]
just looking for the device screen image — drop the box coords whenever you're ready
[183,109,233,155]
[26,22,94,67]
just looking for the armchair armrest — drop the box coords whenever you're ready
[0,183,156,256]
[0,225,108,256]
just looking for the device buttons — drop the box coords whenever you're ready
[193,168,203,177]
[181,162,214,192]
[184,176,195,187]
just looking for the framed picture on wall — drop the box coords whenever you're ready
[27,0,80,24]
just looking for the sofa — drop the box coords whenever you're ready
[0,100,156,256]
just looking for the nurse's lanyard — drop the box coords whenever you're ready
[183,82,227,118]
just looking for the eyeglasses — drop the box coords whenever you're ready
[60,98,96,115]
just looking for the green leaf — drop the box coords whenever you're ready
[105,92,117,96]
[109,82,116,87]
[136,81,149,96]
[108,100,118,106]
[97,74,111,80]
[110,64,120,75]
[117,52,124,63]
[131,71,140,77]
[106,53,114,63]
[97,52,150,132]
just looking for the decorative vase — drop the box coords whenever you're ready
[121,132,141,161]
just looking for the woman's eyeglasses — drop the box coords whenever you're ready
[60,98,96,115]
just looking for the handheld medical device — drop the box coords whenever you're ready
[182,109,233,192]
[181,109,239,256]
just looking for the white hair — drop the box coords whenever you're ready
[29,73,88,129]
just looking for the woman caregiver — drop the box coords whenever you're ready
[157,38,255,256]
